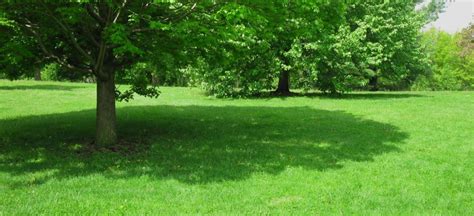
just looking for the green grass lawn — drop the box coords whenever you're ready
[0,80,473,215]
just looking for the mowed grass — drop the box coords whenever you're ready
[0,80,473,215]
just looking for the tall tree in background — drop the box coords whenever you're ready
[316,0,428,92]
[417,0,446,24]
[457,24,474,89]
[265,1,346,95]
[180,2,278,97]
[233,1,346,95]
[186,0,347,97]
[458,24,474,58]
[414,26,474,90]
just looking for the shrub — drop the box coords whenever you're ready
[41,63,60,81]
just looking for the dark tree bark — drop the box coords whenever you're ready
[95,66,117,146]
[275,70,291,95]
[152,73,159,86]
[34,67,41,81]
[369,76,379,91]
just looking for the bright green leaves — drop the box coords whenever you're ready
[183,2,278,97]
[413,27,474,90]
[316,0,429,91]
[0,16,15,28]
[116,62,160,102]
[184,1,348,96]
[215,3,253,24]
[149,21,171,31]
[0,35,36,80]
[105,24,144,56]
[0,10,37,80]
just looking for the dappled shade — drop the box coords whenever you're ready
[0,105,408,187]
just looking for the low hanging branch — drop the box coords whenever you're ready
[20,19,94,75]
[39,1,94,66]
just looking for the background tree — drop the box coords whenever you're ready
[457,24,474,58]
[185,0,347,97]
[181,2,278,97]
[413,26,474,90]
[267,1,346,95]
[0,12,43,80]
[316,0,428,93]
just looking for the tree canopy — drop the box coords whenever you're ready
[0,0,441,145]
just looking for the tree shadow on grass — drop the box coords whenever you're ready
[250,91,424,100]
[0,84,84,91]
[0,105,408,187]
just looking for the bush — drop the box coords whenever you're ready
[41,63,60,81]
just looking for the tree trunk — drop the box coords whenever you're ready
[152,73,159,86]
[34,67,41,81]
[369,76,379,91]
[95,71,117,146]
[275,70,290,95]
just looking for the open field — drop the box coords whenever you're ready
[0,80,473,215]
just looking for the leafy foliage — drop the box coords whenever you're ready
[0,13,39,79]
[0,0,445,96]
[181,0,429,95]
[413,27,474,90]
[115,62,160,102]
[179,2,279,97]
[315,0,428,93]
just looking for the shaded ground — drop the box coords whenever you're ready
[1,81,472,215]
[0,105,406,186]
[254,91,425,100]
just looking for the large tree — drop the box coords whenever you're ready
[180,1,278,97]
[229,0,346,95]
[185,0,347,97]
[0,1,216,146]
[414,26,474,90]
[314,0,429,93]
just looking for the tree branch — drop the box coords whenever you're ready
[113,0,128,23]
[20,20,95,75]
[39,1,94,65]
[85,4,106,27]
